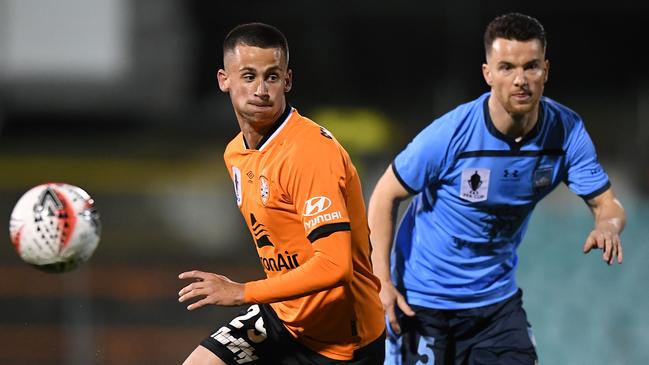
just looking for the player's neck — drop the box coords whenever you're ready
[237,116,277,150]
[236,105,287,149]
[488,98,539,141]
[240,123,266,150]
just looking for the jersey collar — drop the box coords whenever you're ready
[483,96,544,151]
[242,102,293,151]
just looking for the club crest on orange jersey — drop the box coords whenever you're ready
[260,176,269,206]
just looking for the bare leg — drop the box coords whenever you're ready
[182,345,228,365]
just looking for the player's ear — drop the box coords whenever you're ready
[284,69,293,92]
[217,69,229,92]
[482,63,493,86]
[543,59,550,83]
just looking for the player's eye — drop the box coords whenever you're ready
[498,64,512,71]
[524,62,544,76]
[267,74,279,82]
[242,74,255,82]
[525,62,540,70]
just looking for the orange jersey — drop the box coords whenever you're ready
[223,106,385,360]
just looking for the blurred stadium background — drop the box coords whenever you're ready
[0,1,648,364]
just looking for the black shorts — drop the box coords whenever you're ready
[387,289,537,365]
[200,303,385,365]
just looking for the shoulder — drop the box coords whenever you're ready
[286,110,348,160]
[540,97,600,158]
[277,112,351,189]
[223,133,244,161]
[542,96,585,131]
[441,94,486,130]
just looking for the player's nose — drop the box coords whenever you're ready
[255,80,269,97]
[512,69,527,87]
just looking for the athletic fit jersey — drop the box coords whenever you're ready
[392,92,610,309]
[224,106,384,360]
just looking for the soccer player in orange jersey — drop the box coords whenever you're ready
[178,22,385,365]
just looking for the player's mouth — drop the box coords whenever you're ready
[249,102,273,109]
[511,91,532,102]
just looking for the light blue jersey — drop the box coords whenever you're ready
[392,92,610,309]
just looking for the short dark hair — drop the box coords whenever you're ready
[223,22,289,64]
[484,13,546,56]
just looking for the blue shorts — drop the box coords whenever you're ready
[201,303,385,365]
[386,289,537,365]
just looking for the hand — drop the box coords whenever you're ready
[582,228,623,265]
[379,280,415,336]
[178,270,245,309]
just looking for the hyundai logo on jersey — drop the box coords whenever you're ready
[303,196,332,216]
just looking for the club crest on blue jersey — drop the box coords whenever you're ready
[460,168,490,202]
[233,166,242,206]
[533,167,553,189]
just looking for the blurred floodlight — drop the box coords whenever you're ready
[0,0,128,81]
[313,107,393,154]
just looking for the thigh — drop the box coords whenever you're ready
[468,347,537,365]
[460,291,538,365]
[183,345,229,365]
[392,306,452,365]
[282,330,386,365]
[200,304,385,365]
[346,331,386,365]
[202,303,329,365]
[199,304,274,365]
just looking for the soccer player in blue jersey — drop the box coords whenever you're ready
[368,12,626,365]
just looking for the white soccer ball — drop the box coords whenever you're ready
[9,183,101,273]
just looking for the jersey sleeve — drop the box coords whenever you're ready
[392,117,453,194]
[563,119,610,199]
[244,230,352,303]
[288,136,352,241]
[244,132,355,304]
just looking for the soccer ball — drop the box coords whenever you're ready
[9,183,101,273]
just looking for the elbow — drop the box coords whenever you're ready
[339,264,353,285]
[328,260,353,287]
[312,230,353,287]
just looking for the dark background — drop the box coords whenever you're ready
[1,1,648,364]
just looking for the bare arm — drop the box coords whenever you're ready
[583,187,626,265]
[369,165,410,283]
[368,164,414,334]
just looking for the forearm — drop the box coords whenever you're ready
[244,231,352,303]
[368,166,410,283]
[368,194,399,283]
[583,188,626,264]
[589,189,626,234]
